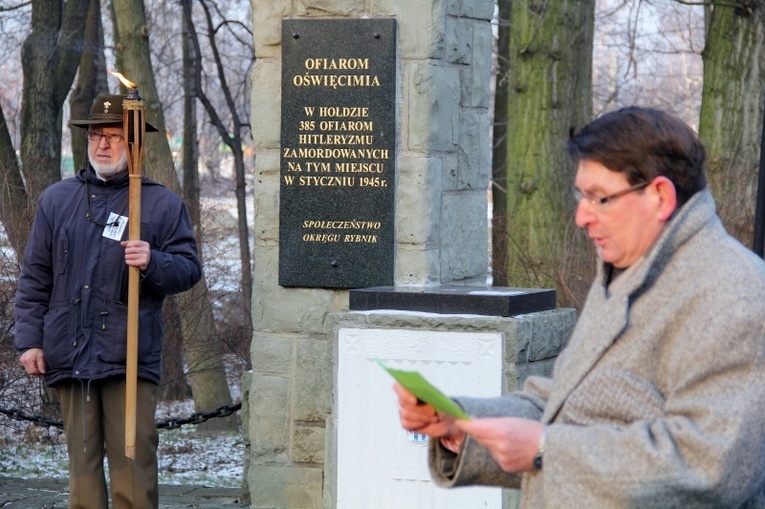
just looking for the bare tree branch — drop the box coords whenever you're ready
[672,0,746,8]
[0,1,31,13]
[181,0,254,338]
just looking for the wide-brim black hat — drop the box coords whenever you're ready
[69,93,158,132]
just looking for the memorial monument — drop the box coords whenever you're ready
[247,1,576,507]
[279,18,396,288]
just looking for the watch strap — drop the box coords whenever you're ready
[533,426,546,471]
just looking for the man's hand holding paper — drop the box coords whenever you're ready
[378,359,470,420]
[378,360,468,453]
[393,382,465,450]
[384,360,544,467]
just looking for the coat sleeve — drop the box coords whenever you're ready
[14,198,55,351]
[428,375,552,488]
[139,192,202,296]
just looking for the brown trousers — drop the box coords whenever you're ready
[57,377,159,509]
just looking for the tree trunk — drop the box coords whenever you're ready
[112,0,233,425]
[159,298,192,401]
[233,147,253,326]
[182,0,201,234]
[0,103,31,259]
[14,0,89,258]
[69,0,109,172]
[110,0,177,189]
[178,281,235,430]
[491,0,511,287]
[184,0,253,341]
[698,3,765,246]
[498,0,595,301]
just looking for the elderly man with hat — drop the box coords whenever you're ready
[14,93,202,509]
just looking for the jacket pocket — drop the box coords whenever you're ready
[101,304,160,364]
[561,368,666,426]
[100,303,128,364]
[42,305,76,371]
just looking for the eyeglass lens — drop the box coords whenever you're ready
[87,131,123,143]
[573,181,649,207]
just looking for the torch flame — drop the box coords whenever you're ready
[109,70,137,89]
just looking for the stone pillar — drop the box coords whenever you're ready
[247,1,562,508]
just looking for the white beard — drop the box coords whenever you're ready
[90,151,128,180]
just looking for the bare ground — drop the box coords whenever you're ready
[0,476,249,508]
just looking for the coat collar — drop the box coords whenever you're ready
[600,189,716,298]
[541,189,717,422]
[77,166,130,187]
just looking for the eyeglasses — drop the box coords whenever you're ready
[573,181,650,208]
[86,130,124,144]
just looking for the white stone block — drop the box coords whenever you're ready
[337,328,503,509]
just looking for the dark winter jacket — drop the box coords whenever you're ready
[14,167,202,386]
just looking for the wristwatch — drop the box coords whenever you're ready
[533,427,546,471]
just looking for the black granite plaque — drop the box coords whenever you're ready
[279,19,397,288]
[349,286,556,317]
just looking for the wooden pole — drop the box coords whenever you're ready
[123,91,145,459]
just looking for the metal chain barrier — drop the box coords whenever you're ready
[0,407,64,430]
[0,402,242,431]
[156,402,242,430]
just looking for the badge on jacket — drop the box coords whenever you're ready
[103,213,128,241]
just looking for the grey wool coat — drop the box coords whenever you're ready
[429,190,765,508]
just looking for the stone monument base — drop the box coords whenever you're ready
[349,285,556,316]
[324,304,576,508]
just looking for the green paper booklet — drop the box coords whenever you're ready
[377,359,471,420]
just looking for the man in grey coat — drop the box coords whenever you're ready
[396,107,765,507]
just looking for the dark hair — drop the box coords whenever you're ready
[567,106,706,207]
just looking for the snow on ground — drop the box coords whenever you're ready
[0,398,245,488]
[154,399,245,488]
